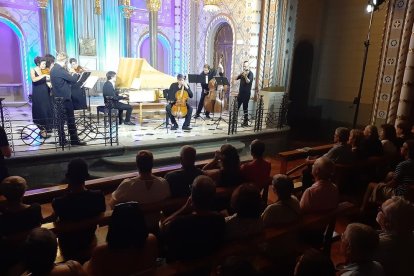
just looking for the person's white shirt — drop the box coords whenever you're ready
[112,175,170,204]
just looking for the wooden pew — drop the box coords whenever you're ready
[155,201,357,275]
[276,144,334,174]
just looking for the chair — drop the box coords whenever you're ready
[96,105,118,124]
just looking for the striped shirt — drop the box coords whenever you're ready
[394,159,414,196]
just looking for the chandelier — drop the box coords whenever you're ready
[203,0,220,13]
[36,0,48,9]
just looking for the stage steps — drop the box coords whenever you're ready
[88,140,247,178]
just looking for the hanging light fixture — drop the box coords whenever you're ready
[94,0,102,15]
[366,0,385,13]
[203,0,220,13]
[36,0,48,9]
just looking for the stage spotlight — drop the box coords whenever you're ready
[367,0,386,13]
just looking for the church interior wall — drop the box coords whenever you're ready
[294,0,387,125]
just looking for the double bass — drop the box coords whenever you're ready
[171,80,189,118]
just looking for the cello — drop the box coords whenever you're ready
[171,79,189,118]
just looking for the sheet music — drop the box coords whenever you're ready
[82,75,99,89]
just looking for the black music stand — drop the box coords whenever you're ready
[188,74,205,122]
[210,76,229,129]
[154,89,172,131]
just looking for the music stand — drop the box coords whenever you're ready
[188,74,205,122]
[210,76,229,129]
[154,89,172,131]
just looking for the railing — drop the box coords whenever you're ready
[3,98,119,154]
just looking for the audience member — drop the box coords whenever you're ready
[323,127,353,164]
[225,184,263,240]
[165,145,203,198]
[348,129,367,160]
[240,139,271,191]
[339,223,385,276]
[111,150,170,206]
[203,144,243,187]
[361,140,414,211]
[161,175,225,260]
[20,228,86,276]
[262,174,300,227]
[0,176,42,236]
[374,197,414,276]
[396,121,414,148]
[51,159,106,261]
[294,249,336,276]
[84,202,158,276]
[362,125,384,157]
[300,157,339,213]
[0,126,11,182]
[379,124,399,158]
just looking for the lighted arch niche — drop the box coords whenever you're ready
[137,33,173,75]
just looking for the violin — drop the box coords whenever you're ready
[171,79,189,118]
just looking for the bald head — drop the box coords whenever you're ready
[180,145,196,168]
[0,176,27,202]
[312,157,334,180]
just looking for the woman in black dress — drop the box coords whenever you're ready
[30,56,53,136]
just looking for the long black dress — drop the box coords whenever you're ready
[32,71,53,131]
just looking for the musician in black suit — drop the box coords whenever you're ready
[195,64,216,119]
[166,74,193,131]
[50,52,86,146]
[235,61,254,127]
[102,71,135,126]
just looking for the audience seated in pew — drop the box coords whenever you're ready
[396,122,414,148]
[294,248,335,276]
[203,144,243,187]
[323,127,354,164]
[0,176,42,236]
[51,159,106,262]
[300,157,339,213]
[361,140,414,212]
[302,127,353,188]
[379,124,399,160]
[160,175,225,261]
[18,228,86,276]
[84,202,158,276]
[339,223,385,276]
[362,125,384,158]
[110,150,171,207]
[225,184,263,241]
[261,174,300,227]
[240,139,271,192]
[373,196,414,276]
[348,129,367,160]
[165,145,203,198]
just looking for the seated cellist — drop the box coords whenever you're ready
[166,74,193,131]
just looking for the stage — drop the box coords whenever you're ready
[3,99,289,189]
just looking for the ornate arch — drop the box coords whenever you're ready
[0,15,29,100]
[204,14,236,79]
[136,32,173,74]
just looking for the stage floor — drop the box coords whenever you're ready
[5,98,278,156]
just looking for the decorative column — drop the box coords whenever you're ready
[37,0,49,54]
[147,0,161,68]
[121,0,134,57]
[52,0,66,53]
[396,20,414,124]
[371,0,412,124]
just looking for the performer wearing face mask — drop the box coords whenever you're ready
[235,61,254,127]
